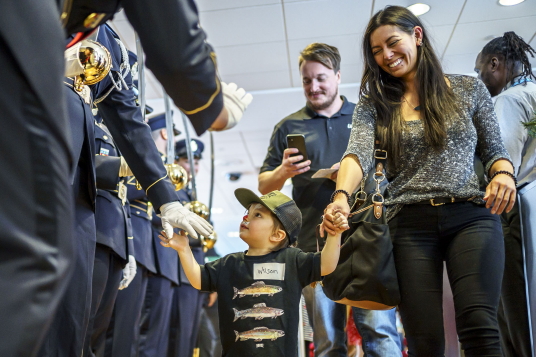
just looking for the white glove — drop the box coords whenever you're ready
[160,201,213,239]
[221,82,253,130]
[119,156,133,177]
[119,255,137,290]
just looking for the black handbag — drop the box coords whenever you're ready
[321,147,400,310]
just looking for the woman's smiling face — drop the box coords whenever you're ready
[370,24,422,81]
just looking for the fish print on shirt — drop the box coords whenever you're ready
[234,327,285,342]
[232,281,282,299]
[233,303,284,322]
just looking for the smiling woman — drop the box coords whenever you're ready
[322,5,517,357]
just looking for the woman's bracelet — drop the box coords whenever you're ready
[490,170,518,186]
[330,189,351,204]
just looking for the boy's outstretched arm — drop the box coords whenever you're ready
[320,212,347,276]
[160,231,202,290]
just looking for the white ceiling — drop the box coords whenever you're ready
[110,0,536,255]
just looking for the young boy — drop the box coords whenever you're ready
[160,188,347,356]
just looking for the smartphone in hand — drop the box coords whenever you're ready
[286,134,308,163]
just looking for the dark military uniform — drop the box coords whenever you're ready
[0,2,73,355]
[3,0,225,353]
[84,120,135,357]
[168,139,207,357]
[38,75,98,357]
[104,179,156,357]
[40,21,187,356]
[168,188,207,357]
[136,116,180,357]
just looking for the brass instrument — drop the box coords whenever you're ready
[166,164,188,191]
[65,39,112,91]
[135,164,188,191]
[200,231,217,252]
[75,40,112,90]
[183,201,216,251]
[183,201,209,219]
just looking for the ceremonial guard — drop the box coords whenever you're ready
[134,114,181,357]
[39,37,100,357]
[168,139,208,357]
[85,118,135,357]
[106,173,158,357]
[0,2,73,355]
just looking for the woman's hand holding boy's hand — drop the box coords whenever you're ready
[320,198,350,236]
[159,230,189,252]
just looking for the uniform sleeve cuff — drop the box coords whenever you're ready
[145,178,180,213]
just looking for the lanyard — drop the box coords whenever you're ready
[511,77,533,87]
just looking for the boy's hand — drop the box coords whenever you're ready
[159,230,189,252]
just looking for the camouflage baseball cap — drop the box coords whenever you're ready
[234,189,302,245]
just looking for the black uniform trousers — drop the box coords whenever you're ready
[139,275,175,357]
[85,244,123,357]
[105,264,149,357]
[498,201,532,357]
[105,209,156,357]
[0,30,73,357]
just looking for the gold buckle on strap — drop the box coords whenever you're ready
[430,197,455,206]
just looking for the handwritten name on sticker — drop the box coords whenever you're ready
[253,263,285,281]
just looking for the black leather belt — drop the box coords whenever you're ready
[413,197,474,206]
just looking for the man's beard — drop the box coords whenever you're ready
[307,90,338,111]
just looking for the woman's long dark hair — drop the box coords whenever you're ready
[361,6,459,164]
[482,31,535,86]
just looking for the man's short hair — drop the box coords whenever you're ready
[298,43,341,73]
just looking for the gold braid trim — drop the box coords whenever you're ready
[145,173,168,195]
[179,52,221,115]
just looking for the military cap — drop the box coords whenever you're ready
[175,139,204,160]
[147,113,180,136]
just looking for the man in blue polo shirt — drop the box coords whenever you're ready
[259,43,401,357]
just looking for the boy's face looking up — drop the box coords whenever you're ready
[239,203,286,249]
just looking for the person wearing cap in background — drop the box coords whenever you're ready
[168,138,208,357]
[160,188,347,356]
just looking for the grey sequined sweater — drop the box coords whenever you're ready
[343,75,511,220]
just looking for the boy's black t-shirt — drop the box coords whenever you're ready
[200,247,321,357]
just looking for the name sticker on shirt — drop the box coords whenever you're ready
[253,263,285,281]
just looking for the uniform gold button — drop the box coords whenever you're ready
[103,135,108,140]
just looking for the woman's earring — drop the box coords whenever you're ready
[417,38,423,47]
